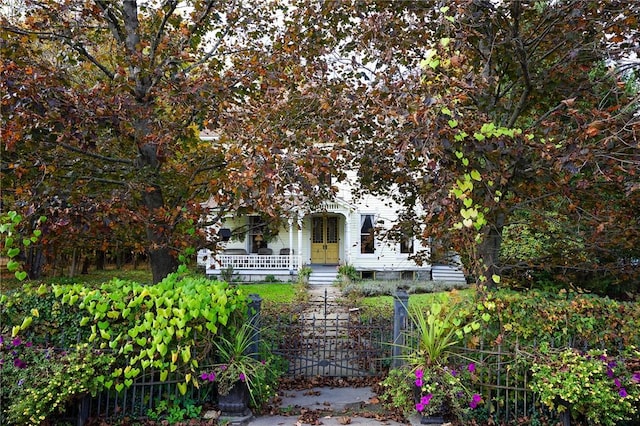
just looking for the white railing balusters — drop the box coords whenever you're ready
[212,254,302,270]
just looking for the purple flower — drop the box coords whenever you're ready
[469,394,482,409]
[608,361,618,369]
[0,336,4,345]
[614,378,621,388]
[450,369,458,377]
[415,369,424,379]
[619,388,628,398]
[468,363,476,373]
[607,368,615,378]
[200,372,216,382]
[11,338,21,347]
[415,378,423,387]
[220,365,227,371]
[13,358,26,369]
[415,402,425,412]
[239,373,246,382]
[632,372,640,383]
[25,341,32,348]
[17,379,24,386]
[420,394,433,405]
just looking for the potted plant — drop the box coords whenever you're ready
[199,322,274,418]
[381,299,486,423]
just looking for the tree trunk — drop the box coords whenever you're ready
[142,184,178,283]
[149,247,178,284]
[70,247,78,278]
[96,250,105,270]
[81,255,90,274]
[477,212,505,285]
[27,246,44,280]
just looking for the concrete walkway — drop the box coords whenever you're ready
[244,386,426,426]
[219,285,444,425]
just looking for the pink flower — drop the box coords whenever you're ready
[415,378,423,387]
[415,369,424,379]
[468,363,476,372]
[470,393,482,409]
[415,402,425,412]
[200,372,216,382]
[239,373,246,382]
[420,394,433,405]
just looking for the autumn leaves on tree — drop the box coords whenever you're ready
[2,0,638,292]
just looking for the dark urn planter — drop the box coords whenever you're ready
[414,386,446,425]
[218,381,251,417]
[421,414,445,424]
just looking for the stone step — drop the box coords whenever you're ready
[309,270,338,285]
[431,265,466,283]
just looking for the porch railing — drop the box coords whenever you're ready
[213,254,302,270]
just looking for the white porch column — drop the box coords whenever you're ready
[297,214,303,268]
[288,217,294,274]
[344,216,351,264]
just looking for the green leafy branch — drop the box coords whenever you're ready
[1,211,46,281]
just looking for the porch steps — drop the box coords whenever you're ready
[431,264,467,283]
[308,266,339,286]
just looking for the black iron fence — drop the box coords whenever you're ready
[45,290,588,425]
[262,289,559,423]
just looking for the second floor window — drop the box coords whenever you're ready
[360,214,375,254]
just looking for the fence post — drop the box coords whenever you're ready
[393,289,409,368]
[248,294,262,359]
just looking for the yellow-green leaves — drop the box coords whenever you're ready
[50,273,247,393]
[1,211,46,281]
[420,48,440,70]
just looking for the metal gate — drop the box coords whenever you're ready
[263,292,394,378]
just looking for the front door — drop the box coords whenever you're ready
[311,216,339,264]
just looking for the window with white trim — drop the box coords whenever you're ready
[360,214,375,254]
[400,235,414,254]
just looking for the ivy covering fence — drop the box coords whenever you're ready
[0,273,250,425]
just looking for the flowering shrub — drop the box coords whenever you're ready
[530,347,640,426]
[0,336,114,425]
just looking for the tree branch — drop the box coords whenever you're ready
[150,0,178,67]
[59,143,133,165]
[94,0,125,44]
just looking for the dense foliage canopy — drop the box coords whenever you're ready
[1,0,343,282]
[2,0,638,293]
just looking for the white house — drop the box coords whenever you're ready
[198,165,466,285]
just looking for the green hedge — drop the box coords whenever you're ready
[483,289,640,351]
